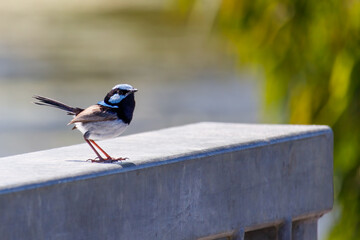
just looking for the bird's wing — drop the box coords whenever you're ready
[68,105,118,124]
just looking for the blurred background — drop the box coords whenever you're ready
[0,0,359,239]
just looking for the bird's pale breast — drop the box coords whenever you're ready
[75,120,129,141]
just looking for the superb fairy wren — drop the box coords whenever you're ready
[34,84,137,163]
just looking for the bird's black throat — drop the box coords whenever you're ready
[113,93,136,124]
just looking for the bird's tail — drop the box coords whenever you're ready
[33,95,83,115]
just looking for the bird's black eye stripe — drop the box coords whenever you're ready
[116,89,128,95]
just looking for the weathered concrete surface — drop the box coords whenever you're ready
[292,219,318,240]
[0,122,333,240]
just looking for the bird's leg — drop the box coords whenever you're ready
[84,138,107,162]
[89,139,127,162]
[90,140,128,161]
[89,140,112,159]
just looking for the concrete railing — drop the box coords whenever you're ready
[0,122,333,240]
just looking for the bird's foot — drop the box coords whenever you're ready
[87,156,128,163]
[111,157,129,162]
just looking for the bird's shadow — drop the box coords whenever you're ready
[66,159,136,168]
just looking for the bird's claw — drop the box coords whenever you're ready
[114,157,129,161]
[86,157,99,162]
[87,157,128,163]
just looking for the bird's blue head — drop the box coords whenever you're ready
[98,84,138,108]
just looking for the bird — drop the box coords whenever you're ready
[33,84,138,163]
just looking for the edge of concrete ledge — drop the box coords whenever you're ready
[0,122,333,195]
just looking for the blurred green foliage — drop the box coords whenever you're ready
[176,0,360,239]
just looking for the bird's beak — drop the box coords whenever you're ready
[126,88,138,97]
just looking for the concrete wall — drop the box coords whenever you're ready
[0,122,333,240]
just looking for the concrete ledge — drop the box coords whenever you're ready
[0,122,333,240]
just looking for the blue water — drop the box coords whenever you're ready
[0,9,260,157]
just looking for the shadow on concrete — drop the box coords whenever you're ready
[65,159,137,168]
